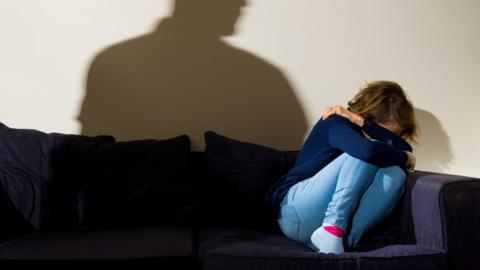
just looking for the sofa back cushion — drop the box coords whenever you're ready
[0,122,114,230]
[59,135,199,230]
[0,181,33,240]
[202,131,297,231]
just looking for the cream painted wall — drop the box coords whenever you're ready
[1,0,479,177]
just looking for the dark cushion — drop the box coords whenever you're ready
[0,122,114,229]
[198,228,447,270]
[0,227,196,268]
[58,135,199,230]
[203,131,297,230]
[0,182,33,241]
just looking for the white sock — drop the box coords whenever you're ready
[310,224,345,254]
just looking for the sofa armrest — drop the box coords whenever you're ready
[409,171,480,269]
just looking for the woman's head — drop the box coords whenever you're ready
[347,81,419,143]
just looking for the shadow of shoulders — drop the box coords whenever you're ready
[78,17,307,151]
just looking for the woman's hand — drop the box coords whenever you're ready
[405,151,416,173]
[322,105,365,127]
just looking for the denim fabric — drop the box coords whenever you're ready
[277,153,406,250]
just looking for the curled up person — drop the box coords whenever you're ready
[265,81,418,254]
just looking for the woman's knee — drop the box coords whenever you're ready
[377,166,406,191]
[342,153,378,170]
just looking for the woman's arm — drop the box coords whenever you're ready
[322,105,412,152]
[361,118,412,152]
[327,116,409,168]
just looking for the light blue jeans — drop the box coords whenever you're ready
[277,153,406,250]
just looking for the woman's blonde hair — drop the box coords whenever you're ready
[347,81,419,144]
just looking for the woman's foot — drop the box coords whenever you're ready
[310,224,345,254]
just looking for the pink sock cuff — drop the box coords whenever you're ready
[324,225,345,237]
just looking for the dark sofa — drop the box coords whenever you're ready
[0,123,479,270]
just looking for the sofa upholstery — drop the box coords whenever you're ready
[0,227,197,268]
[198,228,447,270]
[0,124,479,270]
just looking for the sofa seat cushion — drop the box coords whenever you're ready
[198,228,447,270]
[349,245,448,270]
[0,227,196,268]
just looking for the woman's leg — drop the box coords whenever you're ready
[346,166,407,248]
[277,153,378,252]
[278,153,349,249]
[310,154,381,253]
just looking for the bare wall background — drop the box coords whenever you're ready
[1,0,479,177]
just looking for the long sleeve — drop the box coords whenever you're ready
[361,119,412,152]
[328,116,408,168]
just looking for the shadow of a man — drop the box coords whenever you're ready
[78,0,307,150]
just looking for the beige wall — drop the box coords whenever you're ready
[1,0,479,177]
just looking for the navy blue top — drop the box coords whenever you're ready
[264,115,412,217]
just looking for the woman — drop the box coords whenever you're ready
[265,81,418,254]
